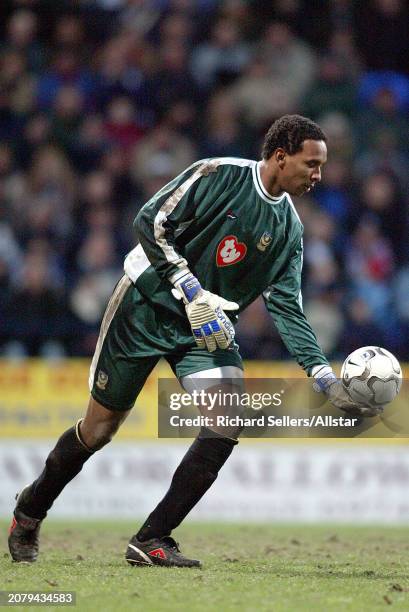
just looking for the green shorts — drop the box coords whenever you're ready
[89,275,243,411]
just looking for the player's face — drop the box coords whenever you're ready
[279,139,327,197]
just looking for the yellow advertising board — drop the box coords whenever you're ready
[0,359,160,439]
[0,359,303,439]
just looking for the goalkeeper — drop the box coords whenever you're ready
[9,115,359,567]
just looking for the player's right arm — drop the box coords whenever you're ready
[133,160,239,351]
[135,160,207,283]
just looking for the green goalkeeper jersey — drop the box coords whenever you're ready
[124,157,328,373]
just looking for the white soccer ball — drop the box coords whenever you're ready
[341,346,402,409]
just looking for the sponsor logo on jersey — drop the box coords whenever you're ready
[257,231,272,251]
[216,235,247,266]
[96,370,108,390]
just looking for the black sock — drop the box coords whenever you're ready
[136,427,238,541]
[18,423,94,520]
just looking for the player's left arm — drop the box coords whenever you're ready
[262,235,328,374]
[263,237,367,412]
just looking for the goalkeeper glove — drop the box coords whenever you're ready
[172,272,239,352]
[312,365,383,417]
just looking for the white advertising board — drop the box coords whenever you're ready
[1,441,409,522]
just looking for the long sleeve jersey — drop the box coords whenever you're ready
[124,157,329,373]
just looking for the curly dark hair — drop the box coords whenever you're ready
[261,115,327,160]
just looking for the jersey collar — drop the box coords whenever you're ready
[252,161,287,204]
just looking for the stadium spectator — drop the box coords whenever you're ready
[354,85,409,157]
[354,0,409,74]
[14,113,52,169]
[354,128,409,196]
[130,123,197,189]
[199,91,248,158]
[340,296,386,357]
[71,113,107,172]
[302,55,357,120]
[116,0,163,37]
[311,158,353,227]
[0,221,22,282]
[72,229,122,307]
[0,50,36,117]
[327,29,363,81]
[350,172,408,263]
[2,9,45,74]
[317,112,354,160]
[50,85,84,156]
[53,15,87,54]
[17,144,75,248]
[2,247,69,357]
[227,54,295,129]
[303,209,340,285]
[36,49,97,111]
[152,41,199,114]
[257,22,317,110]
[345,216,395,327]
[190,17,251,91]
[304,291,344,356]
[235,298,282,360]
[103,96,145,150]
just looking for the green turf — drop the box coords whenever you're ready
[1,521,409,611]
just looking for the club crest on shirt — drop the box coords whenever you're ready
[257,231,272,252]
[216,235,247,266]
[96,370,108,390]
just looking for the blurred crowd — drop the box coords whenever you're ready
[0,0,409,362]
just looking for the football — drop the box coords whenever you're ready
[341,346,402,410]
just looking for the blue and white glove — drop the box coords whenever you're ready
[312,365,381,417]
[172,272,239,352]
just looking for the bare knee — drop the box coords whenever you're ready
[79,397,130,451]
[81,421,116,450]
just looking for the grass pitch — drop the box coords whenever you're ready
[1,521,409,611]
